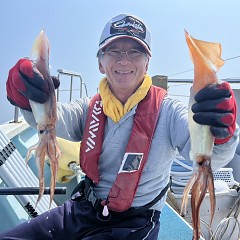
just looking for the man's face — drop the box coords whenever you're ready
[99,38,149,100]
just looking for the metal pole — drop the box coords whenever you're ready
[57,73,60,102]
[13,107,19,123]
[70,75,73,102]
[0,187,67,195]
[80,75,83,98]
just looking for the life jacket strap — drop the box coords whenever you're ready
[72,176,170,218]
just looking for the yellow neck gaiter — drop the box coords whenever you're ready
[99,74,152,123]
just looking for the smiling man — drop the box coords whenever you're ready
[98,38,149,103]
[2,13,238,240]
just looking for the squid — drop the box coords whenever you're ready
[26,30,61,208]
[181,31,224,240]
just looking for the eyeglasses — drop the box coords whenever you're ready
[103,49,146,61]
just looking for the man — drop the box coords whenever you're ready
[1,13,238,240]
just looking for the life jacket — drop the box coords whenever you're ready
[80,85,167,212]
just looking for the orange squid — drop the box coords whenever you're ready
[181,31,224,239]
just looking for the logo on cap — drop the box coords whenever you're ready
[110,16,146,39]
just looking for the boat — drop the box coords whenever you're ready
[0,71,239,240]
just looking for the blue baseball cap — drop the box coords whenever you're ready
[98,14,151,56]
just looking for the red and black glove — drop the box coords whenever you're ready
[192,82,237,145]
[6,58,60,111]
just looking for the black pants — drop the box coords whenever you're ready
[0,198,160,240]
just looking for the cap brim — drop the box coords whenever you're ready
[99,35,151,57]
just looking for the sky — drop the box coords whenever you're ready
[1,0,240,123]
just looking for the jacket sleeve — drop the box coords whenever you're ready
[21,97,91,142]
[165,97,239,171]
[211,125,239,171]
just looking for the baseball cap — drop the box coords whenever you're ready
[98,14,151,56]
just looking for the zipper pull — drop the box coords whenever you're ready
[102,205,109,216]
[102,197,109,217]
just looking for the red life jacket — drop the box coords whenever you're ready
[80,85,166,212]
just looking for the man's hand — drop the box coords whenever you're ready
[192,82,237,144]
[6,58,60,111]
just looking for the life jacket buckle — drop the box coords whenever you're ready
[86,186,102,211]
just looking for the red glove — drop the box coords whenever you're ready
[6,58,60,111]
[192,82,237,145]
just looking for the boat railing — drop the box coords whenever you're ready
[57,68,88,102]
[155,77,240,90]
